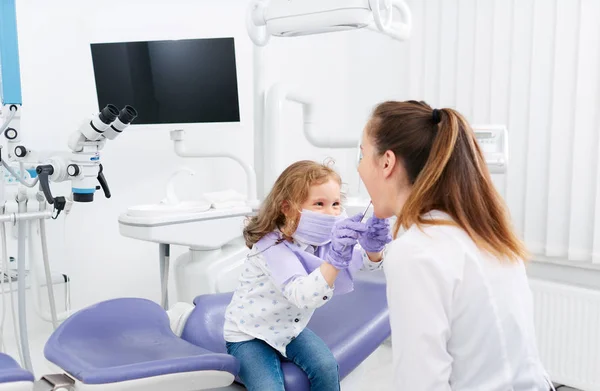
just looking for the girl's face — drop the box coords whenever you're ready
[300,179,342,216]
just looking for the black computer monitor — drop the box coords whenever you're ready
[90,37,240,125]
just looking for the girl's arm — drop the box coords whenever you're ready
[319,262,340,286]
[282,267,336,310]
[353,244,385,271]
[366,250,384,263]
[254,252,335,310]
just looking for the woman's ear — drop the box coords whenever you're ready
[382,150,397,179]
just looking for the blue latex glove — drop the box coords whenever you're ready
[358,216,392,253]
[325,214,368,270]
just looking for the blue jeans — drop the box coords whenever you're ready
[226,328,340,391]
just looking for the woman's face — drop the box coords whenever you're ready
[357,125,412,219]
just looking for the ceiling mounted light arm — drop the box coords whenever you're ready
[368,0,412,41]
[246,0,412,44]
[371,0,393,31]
[246,0,270,47]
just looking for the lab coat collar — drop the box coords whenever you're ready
[422,209,453,222]
[395,210,454,237]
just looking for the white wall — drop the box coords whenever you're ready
[255,0,600,288]
[255,22,411,201]
[398,0,600,285]
[14,0,250,313]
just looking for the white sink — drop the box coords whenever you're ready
[127,201,212,217]
[118,205,253,250]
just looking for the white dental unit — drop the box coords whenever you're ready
[0,1,510,391]
[0,0,139,382]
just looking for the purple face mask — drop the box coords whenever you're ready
[293,209,345,246]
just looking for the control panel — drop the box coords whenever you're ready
[473,125,508,174]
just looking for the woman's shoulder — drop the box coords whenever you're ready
[396,211,469,246]
[390,225,465,258]
[386,211,474,271]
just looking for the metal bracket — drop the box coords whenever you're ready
[33,373,76,391]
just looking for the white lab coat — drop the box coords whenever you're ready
[384,210,551,390]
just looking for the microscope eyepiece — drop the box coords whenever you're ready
[98,104,119,125]
[118,105,138,125]
[102,105,138,140]
[73,103,137,144]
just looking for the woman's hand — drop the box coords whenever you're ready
[359,216,392,254]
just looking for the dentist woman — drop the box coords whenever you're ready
[356,100,552,390]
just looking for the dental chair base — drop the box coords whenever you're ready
[38,370,233,391]
[118,206,252,307]
[0,353,34,391]
[174,238,250,303]
[0,383,32,391]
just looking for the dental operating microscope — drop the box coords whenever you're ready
[0,0,141,373]
[3,102,138,212]
[0,102,138,374]
[17,103,139,214]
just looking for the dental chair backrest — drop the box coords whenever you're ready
[181,293,234,353]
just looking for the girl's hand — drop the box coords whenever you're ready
[325,214,367,270]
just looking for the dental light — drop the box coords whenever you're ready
[249,0,412,199]
[246,0,412,46]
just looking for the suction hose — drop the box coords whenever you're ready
[27,214,62,327]
[0,222,22,363]
[16,192,32,372]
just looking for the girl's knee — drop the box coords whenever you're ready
[311,352,339,377]
[309,357,340,390]
[321,356,339,374]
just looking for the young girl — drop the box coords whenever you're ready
[223,160,391,391]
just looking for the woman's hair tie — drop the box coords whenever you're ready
[432,108,441,124]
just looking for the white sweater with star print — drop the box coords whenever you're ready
[223,237,383,357]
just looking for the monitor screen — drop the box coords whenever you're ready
[90,37,240,125]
